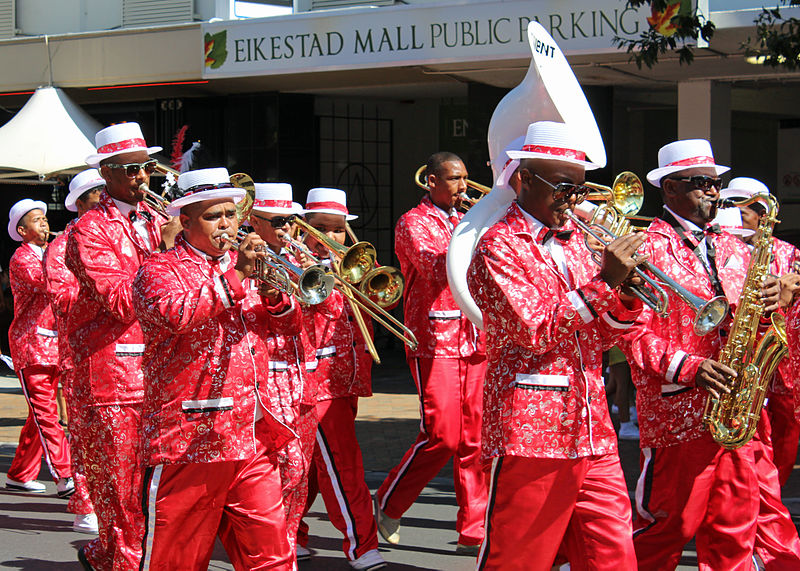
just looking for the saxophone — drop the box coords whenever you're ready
[703,193,788,449]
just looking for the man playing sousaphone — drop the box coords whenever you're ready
[617,139,782,569]
[467,120,647,569]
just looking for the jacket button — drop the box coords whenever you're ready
[353,341,357,347]
[250,347,256,355]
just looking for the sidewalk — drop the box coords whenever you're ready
[0,350,797,569]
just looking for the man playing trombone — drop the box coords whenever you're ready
[132,167,299,570]
[618,139,782,569]
[467,121,645,570]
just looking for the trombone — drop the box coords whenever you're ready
[414,164,491,212]
[140,162,181,218]
[564,171,729,336]
[290,216,419,362]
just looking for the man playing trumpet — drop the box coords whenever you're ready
[467,121,645,570]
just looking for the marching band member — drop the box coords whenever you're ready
[297,188,385,570]
[133,168,297,570]
[246,182,324,560]
[618,139,781,569]
[723,177,800,488]
[43,169,104,534]
[467,121,644,570]
[713,178,800,568]
[5,199,73,497]
[376,152,488,554]
[66,122,177,570]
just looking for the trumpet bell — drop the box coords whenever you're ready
[360,265,404,308]
[297,266,336,305]
[612,171,644,216]
[694,295,729,336]
[230,172,255,226]
[340,242,378,285]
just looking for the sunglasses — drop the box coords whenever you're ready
[534,173,591,204]
[105,160,158,177]
[667,175,723,191]
[252,213,293,228]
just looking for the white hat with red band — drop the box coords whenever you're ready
[505,121,601,170]
[65,169,105,213]
[8,198,47,242]
[167,167,246,216]
[712,206,754,238]
[291,202,304,215]
[646,139,730,188]
[252,183,295,215]
[303,188,358,221]
[720,177,770,210]
[494,135,525,189]
[85,122,163,168]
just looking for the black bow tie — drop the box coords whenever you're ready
[539,228,574,245]
[691,224,722,241]
[129,210,152,223]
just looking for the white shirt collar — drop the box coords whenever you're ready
[185,239,231,270]
[111,198,136,217]
[664,205,703,233]
[27,243,44,260]
[516,203,547,236]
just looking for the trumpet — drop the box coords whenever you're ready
[220,230,334,306]
[564,171,729,336]
[139,162,182,218]
[290,216,418,360]
[414,164,491,212]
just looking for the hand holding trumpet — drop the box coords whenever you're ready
[232,232,269,283]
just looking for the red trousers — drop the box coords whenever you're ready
[63,369,93,516]
[376,354,487,544]
[277,403,317,553]
[753,409,800,569]
[766,392,800,487]
[300,396,378,560]
[634,434,759,571]
[80,405,144,571]
[477,454,635,571]
[140,420,292,571]
[7,365,71,483]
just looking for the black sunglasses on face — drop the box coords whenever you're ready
[667,175,723,191]
[534,173,591,204]
[105,160,158,177]
[252,214,293,228]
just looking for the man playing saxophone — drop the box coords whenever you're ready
[618,139,782,570]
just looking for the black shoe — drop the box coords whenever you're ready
[78,546,94,571]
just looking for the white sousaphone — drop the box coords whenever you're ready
[446,21,607,329]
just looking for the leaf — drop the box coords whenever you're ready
[204,30,228,69]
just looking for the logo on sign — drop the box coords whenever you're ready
[205,30,229,69]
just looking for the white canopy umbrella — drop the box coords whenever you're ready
[0,86,102,179]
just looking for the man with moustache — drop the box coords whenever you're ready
[66,122,178,570]
[5,198,73,497]
[133,168,298,570]
[619,140,781,569]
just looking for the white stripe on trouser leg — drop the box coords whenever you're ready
[635,448,654,523]
[316,429,358,560]
[18,369,58,478]
[379,358,430,512]
[141,465,164,571]
[477,457,500,568]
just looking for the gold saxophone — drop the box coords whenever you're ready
[703,193,788,449]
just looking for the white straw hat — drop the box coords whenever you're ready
[303,188,358,221]
[291,202,304,215]
[712,206,754,238]
[720,177,770,210]
[85,122,162,168]
[252,183,294,215]
[646,139,730,188]
[65,169,105,213]
[505,121,601,170]
[8,198,47,242]
[167,168,245,216]
[494,135,525,189]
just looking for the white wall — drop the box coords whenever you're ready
[17,0,122,35]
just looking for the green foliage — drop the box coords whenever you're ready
[743,1,800,69]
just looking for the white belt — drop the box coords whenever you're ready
[181,397,234,413]
[316,346,336,359]
[428,310,461,320]
[36,327,58,338]
[269,361,289,372]
[115,343,145,357]
[513,373,569,390]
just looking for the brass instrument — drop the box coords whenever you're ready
[703,193,787,449]
[290,216,418,360]
[564,171,729,336]
[226,173,334,306]
[414,164,491,212]
[140,163,181,217]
